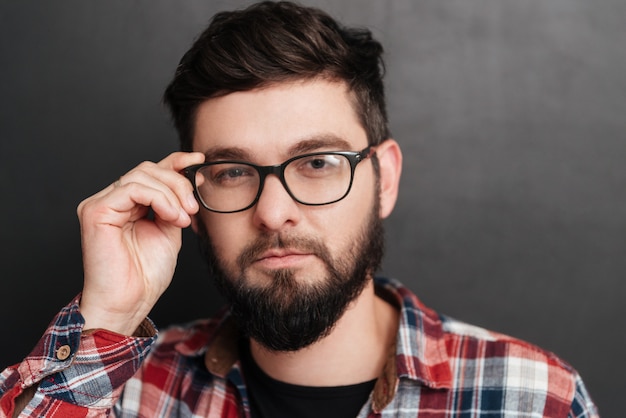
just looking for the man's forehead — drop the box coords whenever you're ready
[192,79,367,159]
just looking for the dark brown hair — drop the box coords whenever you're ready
[163,1,389,151]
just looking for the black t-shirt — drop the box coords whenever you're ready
[240,341,376,418]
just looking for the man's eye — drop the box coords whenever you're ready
[295,155,344,177]
[219,168,245,178]
[210,165,254,185]
[309,158,327,169]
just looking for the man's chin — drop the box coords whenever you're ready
[201,201,385,352]
[239,264,327,289]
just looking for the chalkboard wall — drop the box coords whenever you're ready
[1,1,623,416]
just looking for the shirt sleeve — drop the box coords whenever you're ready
[0,294,157,417]
[568,372,600,418]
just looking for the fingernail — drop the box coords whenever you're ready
[187,194,198,209]
[180,207,191,222]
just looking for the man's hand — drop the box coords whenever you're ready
[77,152,205,335]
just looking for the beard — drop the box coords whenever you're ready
[196,201,385,352]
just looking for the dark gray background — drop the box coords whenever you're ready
[1,1,623,416]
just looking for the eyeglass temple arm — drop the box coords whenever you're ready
[359,146,377,161]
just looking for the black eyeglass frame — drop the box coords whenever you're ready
[183,146,375,213]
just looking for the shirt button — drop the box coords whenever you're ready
[56,345,71,361]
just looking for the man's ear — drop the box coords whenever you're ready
[375,139,402,219]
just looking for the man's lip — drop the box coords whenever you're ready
[256,249,310,261]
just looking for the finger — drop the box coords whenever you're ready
[156,151,205,172]
[126,153,205,213]
[79,171,188,230]
[121,170,194,218]
[92,152,204,199]
[105,176,192,228]
[78,152,205,223]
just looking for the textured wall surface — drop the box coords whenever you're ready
[1,1,623,415]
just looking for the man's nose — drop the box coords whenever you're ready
[252,174,301,231]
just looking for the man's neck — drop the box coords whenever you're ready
[249,279,399,387]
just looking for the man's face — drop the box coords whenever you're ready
[192,79,384,351]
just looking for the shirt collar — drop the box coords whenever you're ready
[376,277,453,389]
[174,277,453,408]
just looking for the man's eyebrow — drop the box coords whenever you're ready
[203,147,251,161]
[202,134,354,162]
[287,134,353,156]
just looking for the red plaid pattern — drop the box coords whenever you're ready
[1,277,599,417]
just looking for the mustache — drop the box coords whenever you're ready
[237,233,332,269]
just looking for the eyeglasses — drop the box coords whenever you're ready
[184,146,375,213]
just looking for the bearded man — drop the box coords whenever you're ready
[0,2,598,417]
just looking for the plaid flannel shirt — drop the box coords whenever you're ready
[1,277,599,417]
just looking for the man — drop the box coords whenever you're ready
[0,1,598,417]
